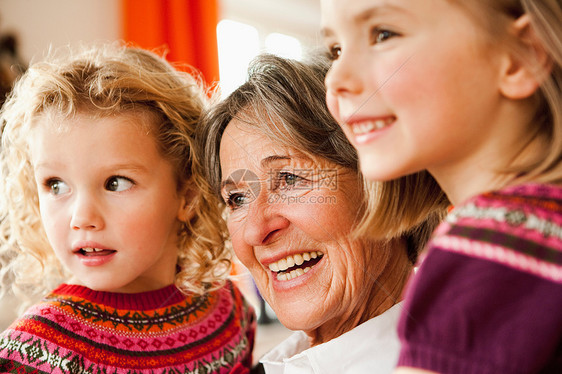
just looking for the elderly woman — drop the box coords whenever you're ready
[198,54,447,373]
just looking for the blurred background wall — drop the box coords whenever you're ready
[1,0,320,94]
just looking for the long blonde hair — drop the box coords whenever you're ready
[451,0,562,183]
[0,43,230,309]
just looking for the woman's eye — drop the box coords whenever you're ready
[371,28,398,44]
[225,192,249,210]
[277,172,308,190]
[105,176,134,192]
[46,179,70,195]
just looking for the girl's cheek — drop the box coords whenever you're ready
[326,90,342,123]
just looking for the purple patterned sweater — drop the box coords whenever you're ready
[398,183,562,373]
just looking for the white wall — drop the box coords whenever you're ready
[220,0,321,51]
[1,0,121,63]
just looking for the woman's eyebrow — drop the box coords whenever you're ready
[219,154,312,189]
[220,179,235,189]
[261,155,291,168]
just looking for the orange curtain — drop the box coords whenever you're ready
[122,0,220,85]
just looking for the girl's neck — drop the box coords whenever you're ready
[431,164,517,206]
[430,100,544,205]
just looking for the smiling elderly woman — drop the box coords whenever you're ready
[198,54,447,373]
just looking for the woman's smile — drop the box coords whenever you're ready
[219,117,394,341]
[266,250,325,282]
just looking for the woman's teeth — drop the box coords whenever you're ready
[268,251,323,272]
[268,251,324,281]
[277,267,310,281]
[351,117,394,135]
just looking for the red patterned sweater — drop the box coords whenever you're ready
[0,280,255,373]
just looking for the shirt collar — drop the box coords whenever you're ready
[260,302,403,374]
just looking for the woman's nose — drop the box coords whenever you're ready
[70,193,104,231]
[242,194,290,247]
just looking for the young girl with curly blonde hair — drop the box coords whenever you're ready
[0,43,254,374]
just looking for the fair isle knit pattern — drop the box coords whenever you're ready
[431,183,562,283]
[0,280,255,374]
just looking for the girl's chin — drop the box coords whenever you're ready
[359,163,394,182]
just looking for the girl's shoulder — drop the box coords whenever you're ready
[431,183,562,283]
[211,279,256,324]
[482,182,562,208]
[449,182,562,225]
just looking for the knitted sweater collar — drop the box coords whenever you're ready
[50,283,186,311]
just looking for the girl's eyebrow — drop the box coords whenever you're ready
[321,4,411,37]
[355,3,412,22]
[34,162,149,174]
[106,163,150,173]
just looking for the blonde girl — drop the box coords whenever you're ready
[0,43,254,374]
[321,0,562,373]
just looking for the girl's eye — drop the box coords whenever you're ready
[371,28,398,44]
[46,179,70,195]
[225,192,249,210]
[105,176,134,192]
[328,44,342,61]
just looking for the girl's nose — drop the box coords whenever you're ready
[325,51,365,97]
[70,193,104,231]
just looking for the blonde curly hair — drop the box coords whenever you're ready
[0,43,230,308]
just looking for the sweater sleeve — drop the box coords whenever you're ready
[396,248,562,374]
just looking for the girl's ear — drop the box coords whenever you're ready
[499,14,552,100]
[177,183,197,223]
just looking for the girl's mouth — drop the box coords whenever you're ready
[349,116,396,136]
[268,251,324,281]
[78,247,116,256]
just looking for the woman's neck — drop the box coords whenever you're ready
[306,241,412,346]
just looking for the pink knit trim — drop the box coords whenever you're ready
[433,235,562,283]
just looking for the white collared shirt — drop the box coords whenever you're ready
[260,302,403,374]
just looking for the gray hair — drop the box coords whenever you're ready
[198,53,448,263]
